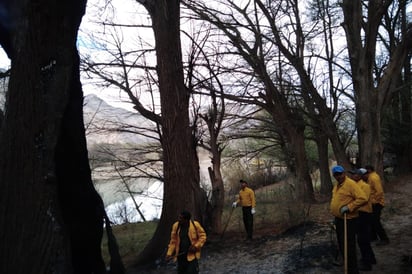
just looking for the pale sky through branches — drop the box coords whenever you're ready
[79,0,153,112]
[1,0,411,108]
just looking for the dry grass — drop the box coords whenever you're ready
[103,174,412,273]
[101,221,158,267]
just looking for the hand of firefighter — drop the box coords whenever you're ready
[340,205,349,215]
[251,208,256,214]
[232,202,237,208]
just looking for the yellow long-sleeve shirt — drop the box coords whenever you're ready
[367,171,385,206]
[330,176,367,219]
[236,186,256,207]
[357,179,373,213]
[166,220,207,262]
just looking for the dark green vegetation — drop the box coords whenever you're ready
[102,222,158,267]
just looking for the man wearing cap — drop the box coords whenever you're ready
[232,179,256,240]
[349,168,377,271]
[330,165,367,274]
[364,165,390,245]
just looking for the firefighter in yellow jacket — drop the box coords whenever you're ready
[349,168,377,270]
[364,165,390,245]
[232,179,256,240]
[166,210,207,274]
[330,165,367,274]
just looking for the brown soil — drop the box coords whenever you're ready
[130,174,412,274]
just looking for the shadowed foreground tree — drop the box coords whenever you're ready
[0,0,123,273]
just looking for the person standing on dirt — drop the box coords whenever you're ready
[349,168,377,271]
[166,210,207,274]
[232,179,256,240]
[330,165,367,274]
[364,165,390,246]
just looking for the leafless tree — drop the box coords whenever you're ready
[81,0,209,266]
[184,0,351,201]
[0,0,124,273]
[340,0,412,174]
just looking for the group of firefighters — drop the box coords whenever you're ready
[330,164,389,273]
[164,166,389,274]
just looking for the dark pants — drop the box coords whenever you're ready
[242,206,253,239]
[357,211,376,265]
[371,203,389,241]
[177,255,199,274]
[335,217,359,274]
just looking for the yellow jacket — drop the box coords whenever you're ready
[236,186,256,207]
[357,179,373,213]
[166,220,207,262]
[330,176,367,219]
[367,171,385,206]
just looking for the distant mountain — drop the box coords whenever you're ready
[2,91,149,145]
[83,94,153,145]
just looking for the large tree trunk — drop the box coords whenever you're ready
[0,0,110,273]
[134,0,205,267]
[265,97,315,202]
[341,0,412,176]
[55,51,107,274]
[342,0,385,172]
[397,52,412,172]
[389,2,412,174]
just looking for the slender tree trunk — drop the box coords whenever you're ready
[200,105,225,234]
[209,148,224,234]
[288,126,315,202]
[314,130,333,195]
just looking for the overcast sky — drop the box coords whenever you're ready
[1,1,411,106]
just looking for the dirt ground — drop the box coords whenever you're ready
[130,174,412,274]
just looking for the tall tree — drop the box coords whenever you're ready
[82,0,208,265]
[379,0,412,174]
[197,82,227,234]
[132,0,207,266]
[341,0,412,174]
[183,27,231,233]
[0,0,123,273]
[184,0,352,201]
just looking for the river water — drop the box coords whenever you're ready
[92,149,211,224]
[92,166,163,224]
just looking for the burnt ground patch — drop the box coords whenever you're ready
[130,174,412,274]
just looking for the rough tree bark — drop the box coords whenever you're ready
[0,0,121,273]
[341,0,412,174]
[201,112,225,234]
[133,0,206,267]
